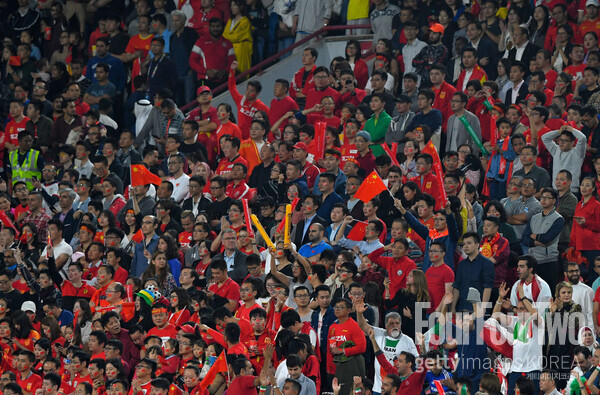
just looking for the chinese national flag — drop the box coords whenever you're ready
[0,211,19,237]
[347,221,367,241]
[353,171,387,203]
[130,164,162,186]
[131,228,144,243]
[200,351,227,390]
[420,141,447,203]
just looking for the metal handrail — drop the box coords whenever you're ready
[180,23,372,112]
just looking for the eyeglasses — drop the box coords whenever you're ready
[295,294,310,299]
[429,250,444,253]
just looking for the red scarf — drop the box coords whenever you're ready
[429,228,449,240]
[480,232,501,259]
[519,275,541,302]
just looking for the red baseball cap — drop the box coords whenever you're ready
[197,86,212,95]
[293,142,308,151]
[429,23,445,34]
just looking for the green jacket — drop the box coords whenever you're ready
[365,110,392,157]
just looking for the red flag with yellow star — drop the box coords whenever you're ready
[130,164,162,186]
[200,351,227,390]
[421,141,447,203]
[354,171,387,203]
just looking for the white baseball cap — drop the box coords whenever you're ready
[21,301,36,313]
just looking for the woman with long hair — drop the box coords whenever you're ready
[141,251,177,296]
[554,72,575,107]
[355,104,372,130]
[20,222,42,267]
[400,139,419,179]
[11,310,40,352]
[571,177,600,280]
[383,269,430,339]
[529,5,550,49]
[223,0,253,73]
[97,210,117,243]
[259,162,285,200]
[496,58,512,100]
[49,31,71,66]
[551,25,574,73]
[169,287,192,326]
[40,316,66,358]
[584,32,600,62]
[157,233,182,285]
[498,7,523,53]
[33,338,51,374]
[414,125,433,151]
[545,281,581,384]
[105,358,128,382]
[401,181,422,210]
[73,299,93,345]
[345,39,368,88]
[129,294,154,332]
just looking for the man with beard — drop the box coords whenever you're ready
[412,24,449,89]
[356,303,418,395]
[566,261,594,329]
[509,255,552,309]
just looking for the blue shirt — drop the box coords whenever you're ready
[316,192,344,223]
[86,82,117,109]
[404,211,459,271]
[86,54,126,92]
[298,239,333,258]
[58,309,74,327]
[453,254,495,311]
[168,258,181,286]
[132,234,159,277]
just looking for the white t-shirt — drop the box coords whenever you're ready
[508,315,544,373]
[372,326,419,392]
[41,239,73,279]
[169,173,190,203]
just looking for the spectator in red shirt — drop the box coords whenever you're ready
[228,61,270,140]
[190,18,234,89]
[15,350,43,395]
[290,47,318,108]
[5,100,30,152]
[327,298,367,390]
[304,67,341,126]
[188,0,224,38]
[207,259,240,312]
[269,79,299,140]
[292,142,321,190]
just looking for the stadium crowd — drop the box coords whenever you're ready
[6,0,600,394]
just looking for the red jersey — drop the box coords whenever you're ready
[338,89,368,109]
[456,65,487,93]
[228,71,270,140]
[290,65,316,100]
[129,380,152,395]
[17,371,42,395]
[235,302,263,321]
[305,87,341,125]
[215,155,248,177]
[179,231,192,249]
[188,7,223,37]
[410,172,443,210]
[227,375,257,394]
[61,281,96,300]
[208,278,240,303]
[301,161,321,189]
[425,263,454,313]
[190,35,234,80]
[368,248,417,297]
[225,181,254,200]
[71,373,93,389]
[433,81,456,133]
[246,329,276,375]
[126,34,154,89]
[327,318,367,374]
[216,122,243,142]
[340,142,358,169]
[5,116,30,147]
[148,324,179,344]
[239,139,261,176]
[269,96,299,136]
